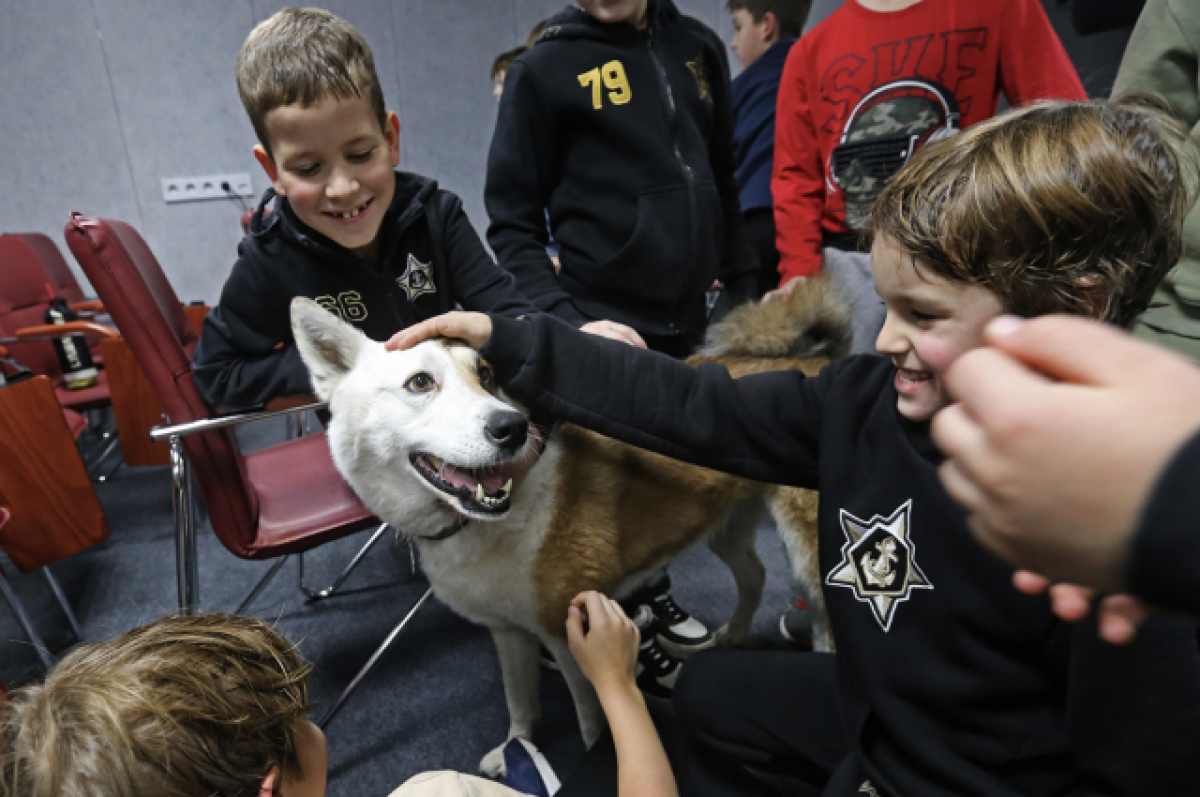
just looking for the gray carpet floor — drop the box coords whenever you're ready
[0,414,800,795]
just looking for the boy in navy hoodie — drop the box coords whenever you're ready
[728,0,809,297]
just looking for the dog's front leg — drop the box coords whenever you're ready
[542,636,606,748]
[480,627,542,778]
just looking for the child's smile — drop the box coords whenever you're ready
[254,96,401,262]
[871,236,1005,422]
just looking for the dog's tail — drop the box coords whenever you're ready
[698,277,852,360]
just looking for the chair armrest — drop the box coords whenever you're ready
[15,321,119,341]
[70,300,105,313]
[265,394,321,411]
[0,345,8,359]
[150,401,328,442]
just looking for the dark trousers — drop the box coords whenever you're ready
[558,648,849,797]
[743,207,781,298]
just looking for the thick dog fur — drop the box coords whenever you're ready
[291,280,849,776]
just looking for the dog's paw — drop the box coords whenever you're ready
[480,743,508,779]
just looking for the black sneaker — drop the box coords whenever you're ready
[630,605,681,701]
[639,575,714,659]
[779,588,813,650]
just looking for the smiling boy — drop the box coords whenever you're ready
[192,8,536,411]
[392,99,1200,795]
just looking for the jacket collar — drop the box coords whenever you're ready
[249,171,438,265]
[540,0,680,42]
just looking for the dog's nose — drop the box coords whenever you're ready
[485,411,528,452]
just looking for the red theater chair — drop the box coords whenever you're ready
[64,213,432,726]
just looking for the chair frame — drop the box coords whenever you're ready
[150,404,433,728]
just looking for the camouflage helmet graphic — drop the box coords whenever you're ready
[830,79,961,230]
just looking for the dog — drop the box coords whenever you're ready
[290,279,850,776]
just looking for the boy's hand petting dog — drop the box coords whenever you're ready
[580,320,647,348]
[387,312,493,352]
[566,591,640,696]
[761,275,809,305]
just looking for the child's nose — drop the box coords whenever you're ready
[327,170,359,199]
[875,311,907,355]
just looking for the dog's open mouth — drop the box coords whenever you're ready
[410,453,516,516]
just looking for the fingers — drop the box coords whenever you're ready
[581,321,648,348]
[983,314,1150,388]
[1048,583,1095,622]
[941,346,1055,430]
[1013,570,1051,596]
[566,604,586,647]
[1096,594,1151,645]
[385,313,493,351]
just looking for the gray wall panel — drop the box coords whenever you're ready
[1,0,1134,307]
[0,0,142,291]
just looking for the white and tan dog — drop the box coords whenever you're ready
[290,281,849,776]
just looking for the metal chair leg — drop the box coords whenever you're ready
[301,522,389,603]
[236,555,291,616]
[171,436,200,614]
[42,567,83,639]
[317,585,434,729]
[0,571,54,669]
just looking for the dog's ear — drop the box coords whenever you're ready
[290,298,366,401]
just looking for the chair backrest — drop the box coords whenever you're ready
[0,234,67,380]
[64,214,261,556]
[8,233,86,303]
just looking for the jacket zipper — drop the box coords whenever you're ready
[647,25,696,335]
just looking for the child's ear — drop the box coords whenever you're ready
[259,767,278,797]
[385,111,401,168]
[762,10,778,41]
[1073,274,1111,319]
[253,145,285,197]
[291,298,367,401]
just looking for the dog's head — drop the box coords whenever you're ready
[291,299,536,529]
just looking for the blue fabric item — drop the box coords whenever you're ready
[502,738,558,796]
[731,38,795,211]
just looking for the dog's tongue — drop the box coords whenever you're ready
[441,464,507,494]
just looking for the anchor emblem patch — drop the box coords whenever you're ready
[396,254,436,301]
[826,500,932,631]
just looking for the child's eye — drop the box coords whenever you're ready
[293,163,320,177]
[910,310,940,324]
[348,149,375,162]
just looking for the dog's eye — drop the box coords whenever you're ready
[478,364,495,391]
[405,372,437,393]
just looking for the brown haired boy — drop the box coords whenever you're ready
[391,98,1200,795]
[0,613,322,797]
[192,7,536,411]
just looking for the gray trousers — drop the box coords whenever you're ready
[823,246,884,355]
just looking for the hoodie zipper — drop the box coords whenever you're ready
[647,24,695,335]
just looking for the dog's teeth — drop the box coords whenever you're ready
[501,479,512,496]
[430,456,444,469]
[476,484,485,502]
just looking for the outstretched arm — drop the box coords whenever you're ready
[567,592,678,797]
[388,311,827,487]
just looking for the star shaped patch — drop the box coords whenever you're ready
[826,500,932,631]
[397,254,436,301]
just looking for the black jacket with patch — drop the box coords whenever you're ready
[481,313,1200,797]
[484,0,757,343]
[192,171,535,410]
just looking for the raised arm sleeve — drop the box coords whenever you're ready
[191,262,311,410]
[1128,430,1200,618]
[482,313,827,486]
[485,62,588,326]
[773,43,826,284]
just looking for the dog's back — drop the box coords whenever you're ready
[531,281,849,642]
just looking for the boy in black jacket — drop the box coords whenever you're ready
[395,100,1200,796]
[485,0,759,359]
[193,7,536,411]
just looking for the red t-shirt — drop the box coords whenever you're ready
[772,0,1086,282]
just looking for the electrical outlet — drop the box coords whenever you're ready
[160,173,254,204]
